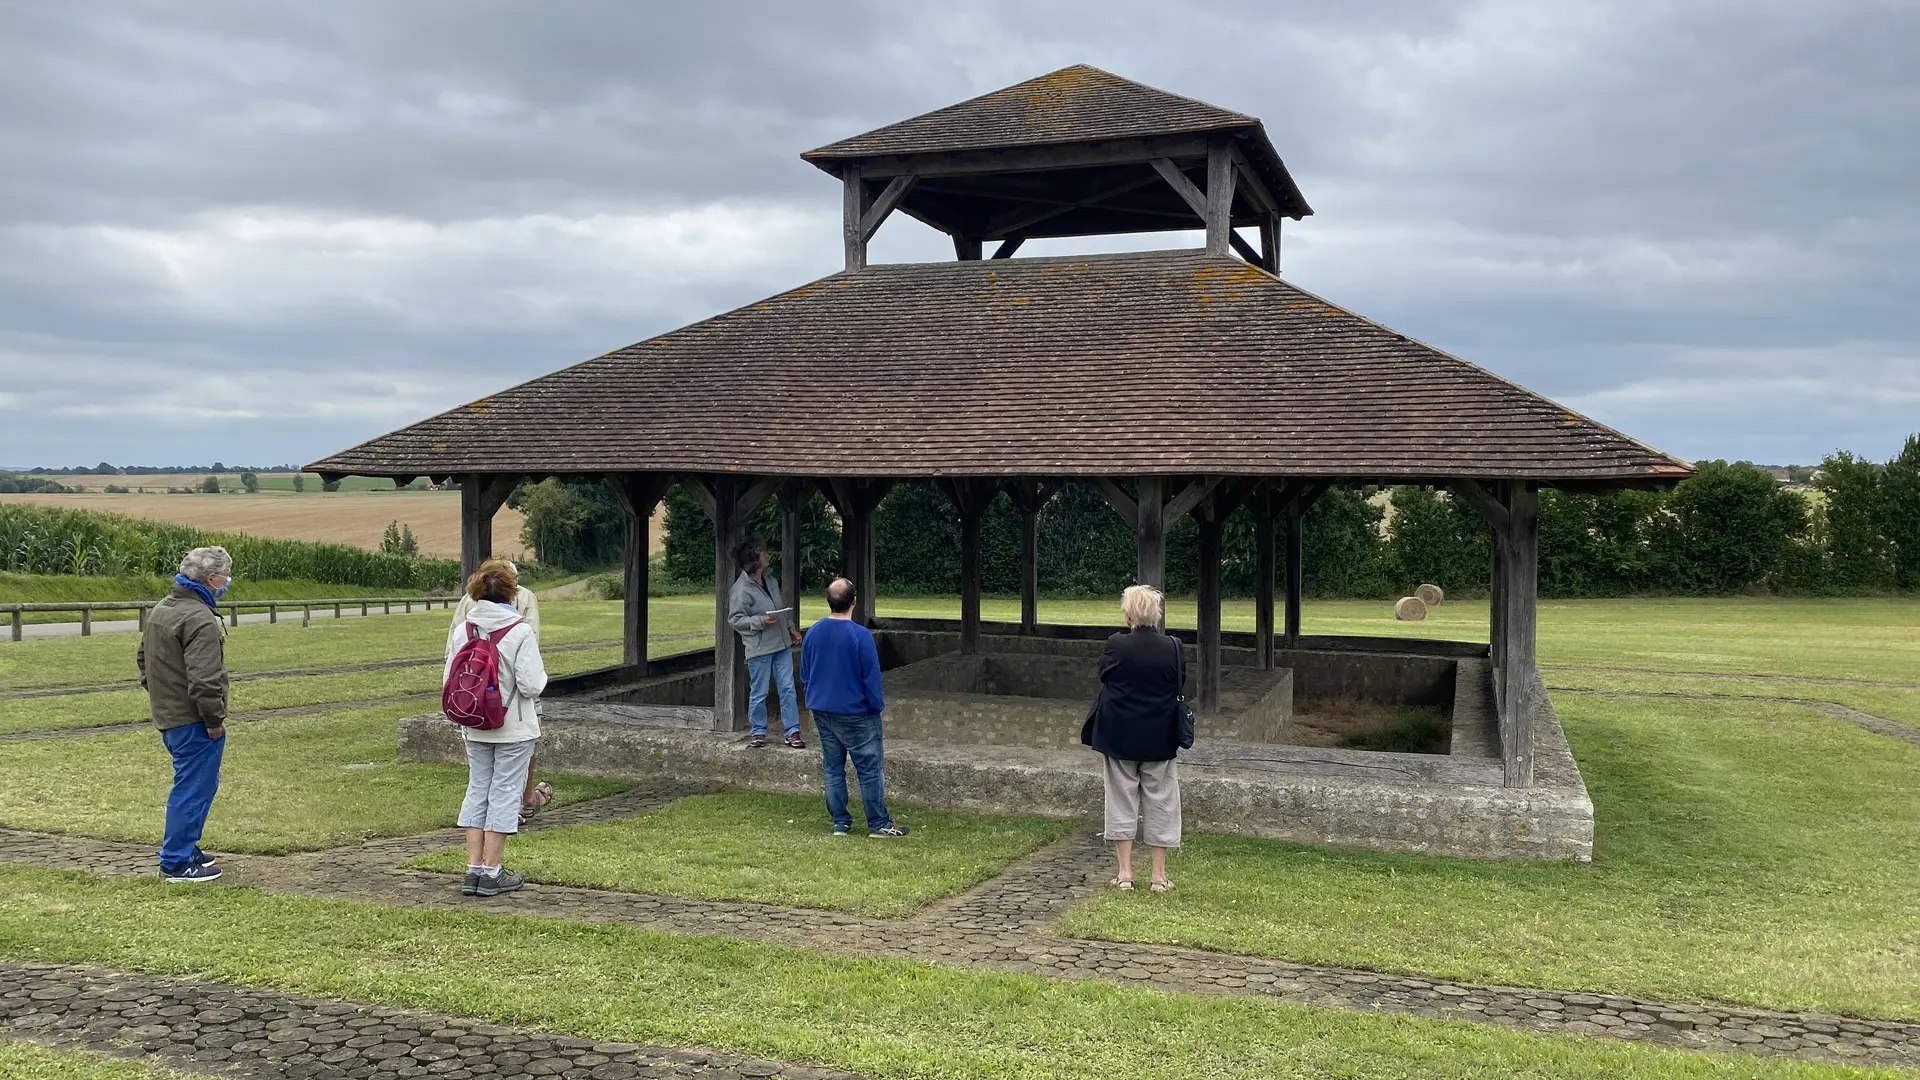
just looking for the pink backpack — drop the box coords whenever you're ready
[442,619,522,730]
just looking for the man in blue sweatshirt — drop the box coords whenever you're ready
[799,578,907,837]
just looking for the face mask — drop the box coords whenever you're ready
[214,577,232,599]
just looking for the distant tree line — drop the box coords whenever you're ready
[508,436,1920,598]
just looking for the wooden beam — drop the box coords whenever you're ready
[1150,158,1207,218]
[458,474,519,582]
[610,474,671,671]
[681,474,718,520]
[851,134,1216,180]
[738,475,780,522]
[710,479,749,732]
[1227,142,1280,215]
[1093,478,1138,528]
[1284,496,1305,643]
[1205,141,1236,255]
[1228,229,1263,266]
[825,479,893,626]
[858,174,917,242]
[938,479,997,655]
[1003,479,1056,636]
[1452,479,1511,535]
[1254,481,1275,669]
[842,170,869,273]
[1161,476,1220,527]
[1501,482,1540,788]
[981,172,1165,239]
[990,237,1024,259]
[953,235,983,261]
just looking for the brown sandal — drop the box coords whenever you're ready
[1111,876,1134,891]
[518,781,553,827]
[1149,877,1174,893]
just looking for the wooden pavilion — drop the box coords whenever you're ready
[311,65,1689,789]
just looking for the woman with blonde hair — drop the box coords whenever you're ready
[1080,584,1185,891]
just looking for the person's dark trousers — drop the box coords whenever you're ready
[158,721,225,873]
[811,710,892,832]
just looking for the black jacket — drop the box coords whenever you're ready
[1081,627,1184,762]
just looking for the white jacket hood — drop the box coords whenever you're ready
[464,600,526,635]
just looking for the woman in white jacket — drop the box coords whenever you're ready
[443,562,547,897]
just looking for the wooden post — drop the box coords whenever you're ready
[953,235,983,261]
[9,609,19,642]
[137,604,148,631]
[360,601,369,617]
[384,600,391,615]
[941,480,995,655]
[1284,501,1304,643]
[1490,534,1507,681]
[302,604,312,628]
[843,169,868,273]
[268,603,277,624]
[780,481,805,620]
[612,474,671,672]
[228,605,238,628]
[334,602,341,618]
[1501,482,1540,788]
[458,474,517,583]
[1136,476,1166,592]
[80,607,91,636]
[1205,141,1236,256]
[1259,211,1281,274]
[1254,483,1275,668]
[825,480,892,628]
[1003,480,1054,636]
[1195,506,1224,713]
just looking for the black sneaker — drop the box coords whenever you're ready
[832,824,850,837]
[473,868,524,897]
[868,824,910,838]
[784,734,806,749]
[162,862,222,883]
[190,849,218,869]
[461,871,481,896]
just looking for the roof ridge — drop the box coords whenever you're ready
[802,64,1260,162]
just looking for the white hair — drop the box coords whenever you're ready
[178,546,233,582]
[1121,584,1163,629]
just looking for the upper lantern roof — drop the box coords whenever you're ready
[802,65,1311,250]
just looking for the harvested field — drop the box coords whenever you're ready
[0,490,525,560]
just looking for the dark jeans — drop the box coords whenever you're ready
[811,710,892,831]
[159,721,225,872]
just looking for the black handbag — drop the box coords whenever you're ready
[1176,694,1196,750]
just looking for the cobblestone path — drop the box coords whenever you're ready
[1,962,865,1080]
[2,787,1916,1071]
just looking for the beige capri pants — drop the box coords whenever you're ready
[1102,755,1181,848]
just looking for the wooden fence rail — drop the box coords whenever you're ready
[2,596,455,641]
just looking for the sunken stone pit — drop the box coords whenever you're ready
[397,619,1594,862]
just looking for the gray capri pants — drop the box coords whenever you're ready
[1102,755,1181,848]
[458,738,537,834]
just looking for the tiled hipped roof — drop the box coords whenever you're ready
[309,250,1688,484]
[803,65,1260,161]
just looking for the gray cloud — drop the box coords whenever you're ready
[1,0,1914,468]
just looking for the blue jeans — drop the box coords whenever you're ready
[812,711,892,832]
[158,721,225,872]
[747,648,800,738]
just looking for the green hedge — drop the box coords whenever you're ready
[0,505,460,591]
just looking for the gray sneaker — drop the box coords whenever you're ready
[868,824,910,838]
[461,871,481,896]
[474,868,525,897]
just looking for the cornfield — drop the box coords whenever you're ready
[0,504,461,591]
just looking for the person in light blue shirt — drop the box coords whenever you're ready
[798,578,907,837]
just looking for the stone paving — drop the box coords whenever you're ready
[1,962,865,1080]
[3,786,1917,1071]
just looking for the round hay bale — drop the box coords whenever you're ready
[1394,595,1428,621]
[1415,583,1445,607]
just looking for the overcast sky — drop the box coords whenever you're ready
[2,1,1914,470]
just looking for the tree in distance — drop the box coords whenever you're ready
[199,476,222,494]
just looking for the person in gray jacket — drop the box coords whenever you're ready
[135,546,234,883]
[728,536,804,749]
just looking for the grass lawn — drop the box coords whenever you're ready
[0,704,627,853]
[411,791,1070,917]
[1542,668,1920,727]
[0,868,1897,1080]
[1061,693,1920,1021]
[0,646,624,736]
[0,1042,184,1080]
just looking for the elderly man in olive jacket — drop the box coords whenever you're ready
[135,546,234,883]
